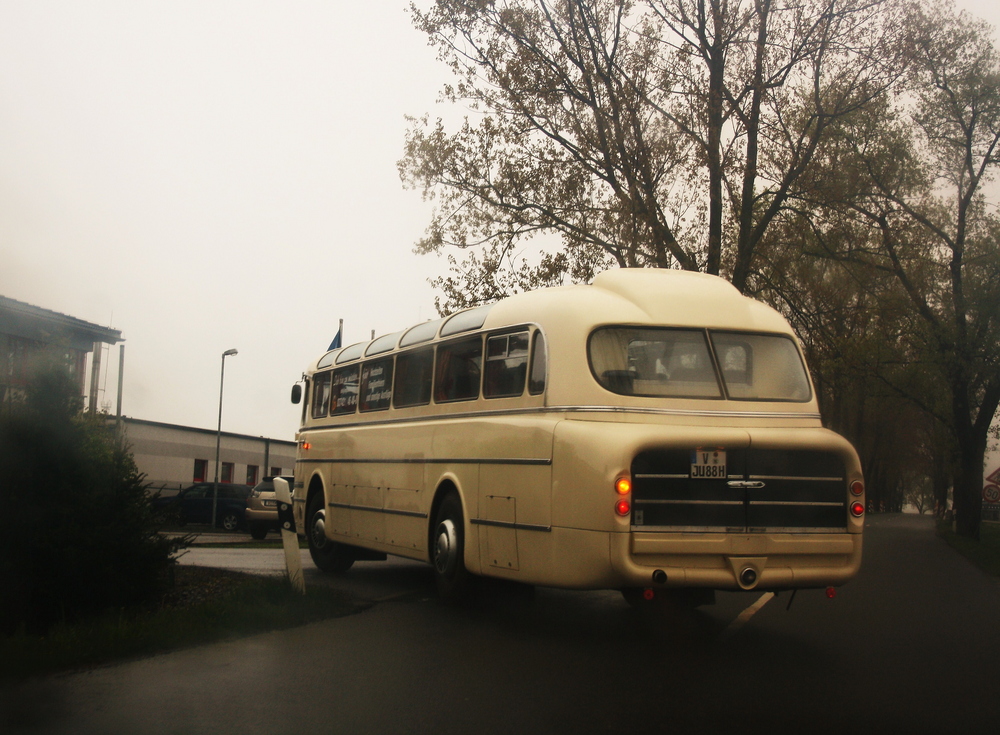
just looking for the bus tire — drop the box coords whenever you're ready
[431,493,472,600]
[306,492,354,574]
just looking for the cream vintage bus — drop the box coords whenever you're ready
[290,268,864,603]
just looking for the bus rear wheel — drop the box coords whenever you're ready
[306,493,354,574]
[431,493,472,600]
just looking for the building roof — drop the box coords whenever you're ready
[0,294,123,348]
[119,416,296,446]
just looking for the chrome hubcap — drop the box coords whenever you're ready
[311,510,327,548]
[434,519,457,575]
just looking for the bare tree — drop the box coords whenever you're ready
[788,0,1000,538]
[400,0,904,310]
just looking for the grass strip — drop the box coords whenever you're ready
[938,520,1000,578]
[0,568,368,683]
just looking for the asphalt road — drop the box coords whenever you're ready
[4,514,1000,734]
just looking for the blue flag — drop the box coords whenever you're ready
[328,326,342,351]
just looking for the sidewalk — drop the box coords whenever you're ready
[162,526,264,545]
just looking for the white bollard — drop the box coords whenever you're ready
[273,477,305,594]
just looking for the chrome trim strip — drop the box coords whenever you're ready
[631,525,849,534]
[749,475,844,482]
[470,518,552,532]
[328,502,428,519]
[634,499,744,506]
[301,457,550,466]
[634,473,689,479]
[748,501,845,507]
[297,404,821,432]
[728,480,765,489]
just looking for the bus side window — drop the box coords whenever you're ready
[529,331,546,395]
[393,348,433,408]
[484,331,529,398]
[359,357,393,412]
[330,365,359,415]
[434,337,483,402]
[311,371,331,419]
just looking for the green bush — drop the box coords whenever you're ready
[0,363,178,635]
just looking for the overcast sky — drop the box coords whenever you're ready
[1,1,998,443]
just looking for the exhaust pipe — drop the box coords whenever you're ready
[739,567,758,588]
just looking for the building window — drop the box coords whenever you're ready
[270,466,282,477]
[193,459,208,482]
[246,465,259,485]
[221,462,235,483]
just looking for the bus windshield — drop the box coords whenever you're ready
[589,327,811,402]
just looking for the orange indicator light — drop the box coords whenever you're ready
[615,477,632,495]
[616,499,631,516]
[301,442,312,451]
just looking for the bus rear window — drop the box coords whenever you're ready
[590,328,721,398]
[710,332,811,401]
[589,327,810,401]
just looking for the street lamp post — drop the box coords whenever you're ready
[212,348,238,529]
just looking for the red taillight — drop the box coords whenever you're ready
[850,501,864,517]
[850,480,864,496]
[615,477,632,495]
[616,499,631,516]
[642,588,655,601]
[826,587,837,599]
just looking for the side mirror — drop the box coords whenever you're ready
[290,383,302,404]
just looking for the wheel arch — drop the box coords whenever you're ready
[306,471,326,509]
[427,477,468,561]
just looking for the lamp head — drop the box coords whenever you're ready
[223,348,238,357]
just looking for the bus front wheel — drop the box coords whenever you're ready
[306,493,354,574]
[432,493,472,599]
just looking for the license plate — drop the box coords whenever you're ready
[263,499,277,507]
[691,449,726,479]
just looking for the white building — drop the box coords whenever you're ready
[120,417,296,495]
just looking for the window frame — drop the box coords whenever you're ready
[433,335,484,404]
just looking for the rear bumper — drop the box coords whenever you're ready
[245,507,279,524]
[609,529,863,590]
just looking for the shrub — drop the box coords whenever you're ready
[0,363,178,634]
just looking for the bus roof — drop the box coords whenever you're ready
[310,269,795,371]
[481,268,791,335]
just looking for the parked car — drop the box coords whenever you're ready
[151,482,252,531]
[245,476,295,539]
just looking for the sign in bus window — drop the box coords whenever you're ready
[360,358,393,412]
[434,337,483,402]
[484,331,529,398]
[330,365,359,415]
[393,348,433,407]
[311,371,331,419]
